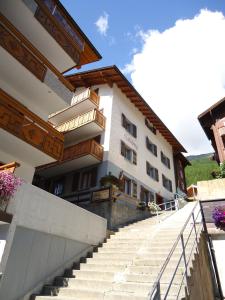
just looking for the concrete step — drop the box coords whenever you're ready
[79,263,126,272]
[73,270,183,284]
[85,257,132,266]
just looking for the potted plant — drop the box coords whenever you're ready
[0,171,22,211]
[212,206,225,229]
[148,201,161,213]
[100,174,120,188]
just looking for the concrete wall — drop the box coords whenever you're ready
[197,178,225,200]
[212,234,225,297]
[79,197,152,230]
[187,233,215,300]
[0,183,107,300]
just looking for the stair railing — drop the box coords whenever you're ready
[148,202,203,300]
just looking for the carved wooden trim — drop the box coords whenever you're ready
[0,12,75,92]
[0,23,47,81]
[56,109,105,133]
[35,4,80,64]
[0,89,64,161]
[0,162,20,173]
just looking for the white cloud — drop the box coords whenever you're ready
[95,12,109,36]
[124,9,225,155]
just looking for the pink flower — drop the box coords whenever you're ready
[0,172,22,200]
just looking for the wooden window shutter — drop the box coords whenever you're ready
[121,141,125,156]
[133,124,137,138]
[133,150,137,165]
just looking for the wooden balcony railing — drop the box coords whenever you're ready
[63,139,103,162]
[0,12,74,91]
[56,109,105,133]
[0,88,64,161]
[71,88,100,107]
[35,0,83,64]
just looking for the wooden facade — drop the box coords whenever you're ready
[56,109,105,133]
[0,11,74,91]
[198,97,225,164]
[0,88,64,160]
[34,0,101,68]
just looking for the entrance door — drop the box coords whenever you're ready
[156,193,164,209]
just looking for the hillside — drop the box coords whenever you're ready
[185,153,220,186]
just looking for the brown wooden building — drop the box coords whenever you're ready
[198,97,225,164]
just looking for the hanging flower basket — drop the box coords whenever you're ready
[212,206,225,229]
[0,171,22,212]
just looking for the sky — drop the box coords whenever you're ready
[62,0,225,155]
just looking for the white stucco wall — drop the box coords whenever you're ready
[99,84,176,200]
[7,183,107,245]
[0,183,107,299]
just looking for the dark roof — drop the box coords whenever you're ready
[66,65,186,153]
[198,96,225,140]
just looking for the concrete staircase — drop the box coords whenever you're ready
[33,202,199,300]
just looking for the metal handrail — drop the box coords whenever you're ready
[148,201,201,299]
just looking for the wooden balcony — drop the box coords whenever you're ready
[49,88,100,126]
[34,0,101,68]
[37,139,103,177]
[0,88,64,161]
[0,12,74,91]
[56,109,105,144]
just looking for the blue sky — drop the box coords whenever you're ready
[62,0,225,74]
[61,1,225,155]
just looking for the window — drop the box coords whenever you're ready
[132,181,137,198]
[122,114,137,138]
[161,151,171,169]
[53,177,65,196]
[146,162,159,181]
[162,174,173,192]
[145,118,156,135]
[146,137,157,156]
[121,141,137,165]
[72,172,80,191]
[124,177,132,195]
[80,167,97,190]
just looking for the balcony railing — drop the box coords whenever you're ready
[63,139,103,162]
[35,0,83,64]
[0,12,74,91]
[56,109,105,133]
[0,88,64,161]
[71,88,100,107]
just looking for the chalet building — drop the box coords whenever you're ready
[35,66,189,205]
[0,0,101,182]
[198,97,225,164]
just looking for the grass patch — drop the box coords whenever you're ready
[185,154,220,186]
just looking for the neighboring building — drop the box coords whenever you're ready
[198,97,225,164]
[35,66,188,205]
[0,0,101,182]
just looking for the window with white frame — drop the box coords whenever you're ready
[146,137,157,157]
[146,161,159,181]
[162,174,173,192]
[122,114,137,138]
[161,151,171,169]
[121,141,137,165]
